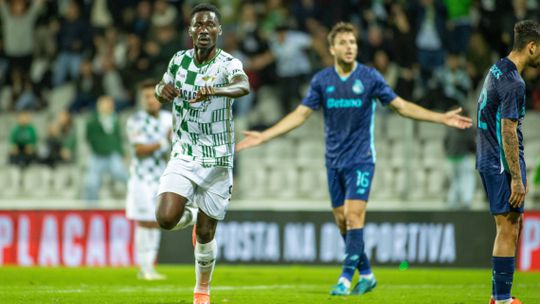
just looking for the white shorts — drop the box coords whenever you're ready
[157,158,233,220]
[126,179,159,221]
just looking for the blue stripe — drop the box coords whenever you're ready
[370,100,377,163]
[495,107,508,172]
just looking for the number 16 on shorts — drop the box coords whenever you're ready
[356,170,370,194]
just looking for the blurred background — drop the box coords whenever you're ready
[1,0,540,269]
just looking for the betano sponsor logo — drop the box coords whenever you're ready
[327,98,363,109]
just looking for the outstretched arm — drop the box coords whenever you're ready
[388,96,473,129]
[236,105,314,151]
[502,118,526,208]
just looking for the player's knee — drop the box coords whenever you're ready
[155,211,179,230]
[345,213,362,228]
[195,225,215,243]
[497,223,520,241]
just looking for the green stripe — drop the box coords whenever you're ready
[186,71,197,85]
[180,55,192,70]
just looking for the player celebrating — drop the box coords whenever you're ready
[154,3,250,304]
[476,20,540,304]
[126,80,171,280]
[236,22,472,296]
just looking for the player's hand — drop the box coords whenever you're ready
[236,131,264,152]
[158,83,180,103]
[509,178,526,208]
[441,107,473,129]
[189,86,215,103]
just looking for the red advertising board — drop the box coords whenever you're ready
[519,211,540,271]
[0,210,136,266]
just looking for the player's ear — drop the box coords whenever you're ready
[329,46,335,56]
[528,41,536,56]
[218,25,223,36]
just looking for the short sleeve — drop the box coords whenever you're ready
[301,74,323,110]
[371,68,397,106]
[126,117,147,145]
[499,81,525,120]
[225,58,248,83]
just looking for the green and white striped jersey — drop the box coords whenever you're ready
[162,48,247,168]
[127,110,172,185]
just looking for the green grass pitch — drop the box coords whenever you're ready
[0,266,539,303]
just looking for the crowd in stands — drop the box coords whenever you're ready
[1,0,540,204]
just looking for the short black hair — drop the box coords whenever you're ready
[512,20,540,51]
[191,3,221,23]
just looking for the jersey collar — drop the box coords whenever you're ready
[334,61,358,82]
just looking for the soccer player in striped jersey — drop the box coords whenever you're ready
[476,20,540,304]
[236,22,472,296]
[126,80,171,281]
[153,3,250,304]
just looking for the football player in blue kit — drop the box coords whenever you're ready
[236,22,472,296]
[476,20,540,304]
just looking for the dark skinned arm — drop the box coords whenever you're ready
[501,118,525,207]
[155,81,180,104]
[189,75,250,103]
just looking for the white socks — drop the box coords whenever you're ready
[361,273,375,280]
[135,226,161,274]
[194,239,217,294]
[338,277,351,288]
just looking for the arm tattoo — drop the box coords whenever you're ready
[501,119,521,180]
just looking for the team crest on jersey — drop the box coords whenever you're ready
[202,75,216,83]
[352,79,364,95]
[326,86,335,93]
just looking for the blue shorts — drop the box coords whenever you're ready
[327,163,375,208]
[479,171,526,215]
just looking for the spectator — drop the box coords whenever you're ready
[69,60,103,113]
[523,66,540,110]
[500,0,538,54]
[129,0,152,39]
[0,0,44,85]
[388,2,416,100]
[289,0,323,33]
[260,0,288,37]
[434,53,472,109]
[8,111,37,168]
[150,0,177,29]
[121,34,151,100]
[101,56,131,112]
[237,2,277,88]
[40,110,76,168]
[443,0,473,54]
[466,32,494,88]
[268,24,312,114]
[443,113,476,210]
[145,24,182,79]
[82,96,127,201]
[9,67,42,111]
[52,0,91,87]
[411,0,448,86]
[90,0,113,31]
